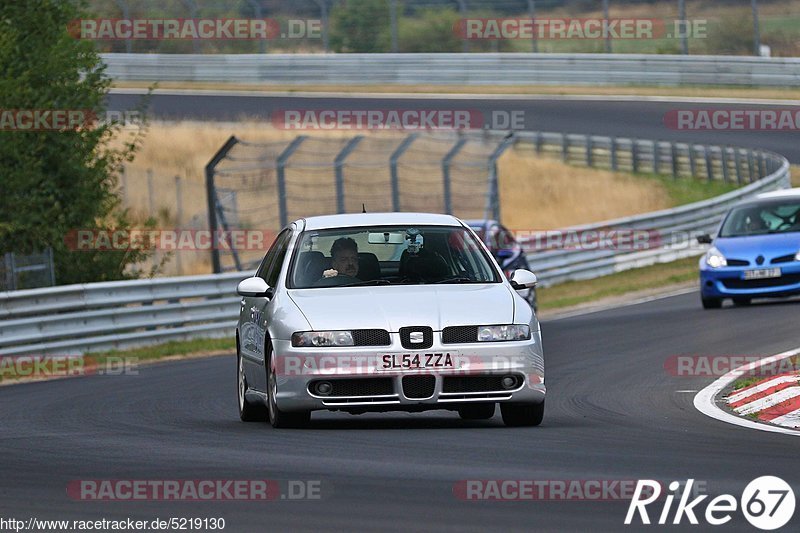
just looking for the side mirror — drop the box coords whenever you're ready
[697,234,713,245]
[509,269,538,290]
[237,277,272,298]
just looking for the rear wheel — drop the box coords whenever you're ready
[701,296,722,309]
[501,401,544,427]
[238,348,266,422]
[458,403,495,420]
[266,342,310,428]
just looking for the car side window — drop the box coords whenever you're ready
[264,230,292,288]
[257,229,291,282]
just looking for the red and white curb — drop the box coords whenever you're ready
[694,347,800,436]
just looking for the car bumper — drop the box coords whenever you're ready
[700,262,800,298]
[270,333,545,413]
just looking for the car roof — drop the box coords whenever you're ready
[298,212,464,231]
[753,187,800,200]
[463,219,499,229]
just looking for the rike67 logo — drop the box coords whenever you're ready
[625,477,795,530]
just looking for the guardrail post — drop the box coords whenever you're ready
[442,137,468,215]
[704,146,714,182]
[205,135,238,274]
[610,137,618,171]
[747,150,756,183]
[535,131,543,154]
[670,142,678,179]
[688,145,697,178]
[735,149,744,185]
[561,134,569,163]
[334,136,364,214]
[720,147,730,183]
[390,134,417,212]
[4,253,14,291]
[631,139,639,173]
[585,135,593,167]
[276,135,307,227]
[757,151,766,179]
[652,141,659,175]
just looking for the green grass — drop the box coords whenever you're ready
[644,173,739,207]
[732,376,762,391]
[538,256,698,311]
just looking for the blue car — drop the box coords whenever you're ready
[699,189,800,309]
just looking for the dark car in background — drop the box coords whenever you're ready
[466,219,537,312]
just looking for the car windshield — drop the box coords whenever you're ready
[288,225,500,288]
[719,200,800,237]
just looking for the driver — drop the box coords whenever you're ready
[322,237,359,279]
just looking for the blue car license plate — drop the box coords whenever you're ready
[743,268,781,280]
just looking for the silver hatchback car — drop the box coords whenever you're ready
[236,213,545,428]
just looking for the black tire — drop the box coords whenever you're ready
[733,297,752,306]
[266,342,310,428]
[237,347,266,422]
[701,296,722,309]
[501,401,544,427]
[458,403,496,420]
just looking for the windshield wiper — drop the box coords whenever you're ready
[340,279,393,287]
[432,276,478,284]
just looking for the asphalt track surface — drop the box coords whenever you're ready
[107,92,800,163]
[2,94,798,531]
[2,293,799,531]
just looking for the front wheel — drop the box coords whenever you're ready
[266,343,310,428]
[501,401,544,427]
[238,350,266,422]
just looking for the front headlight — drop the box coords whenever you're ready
[795,251,800,261]
[705,247,727,269]
[477,324,531,342]
[292,331,354,347]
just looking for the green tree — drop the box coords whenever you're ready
[330,0,390,53]
[0,0,153,284]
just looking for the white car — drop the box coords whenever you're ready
[236,213,545,428]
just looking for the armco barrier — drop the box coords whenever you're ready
[101,53,800,87]
[0,135,790,356]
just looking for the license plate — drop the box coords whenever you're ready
[378,353,458,371]
[743,268,781,280]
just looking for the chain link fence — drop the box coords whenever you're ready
[0,250,55,291]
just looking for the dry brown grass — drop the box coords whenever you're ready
[117,121,672,275]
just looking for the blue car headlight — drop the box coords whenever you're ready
[705,247,727,269]
[292,331,354,347]
[477,324,531,342]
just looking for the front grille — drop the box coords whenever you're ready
[442,326,478,344]
[402,375,435,399]
[771,254,796,264]
[727,259,750,266]
[722,274,800,289]
[443,375,507,393]
[399,326,433,350]
[308,378,393,397]
[352,329,391,346]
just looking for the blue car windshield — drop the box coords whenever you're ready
[719,200,800,237]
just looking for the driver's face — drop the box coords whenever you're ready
[332,249,359,277]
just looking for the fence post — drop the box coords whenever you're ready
[276,135,307,227]
[670,142,678,179]
[442,137,468,215]
[688,144,697,178]
[4,253,14,291]
[757,151,766,179]
[535,131,543,154]
[747,150,756,183]
[334,136,364,214]
[652,141,659,175]
[485,134,515,222]
[585,135,593,167]
[735,149,744,185]
[610,137,618,171]
[204,135,238,274]
[720,147,730,183]
[704,146,714,182]
[631,139,639,173]
[45,247,55,286]
[561,134,569,162]
[390,133,417,212]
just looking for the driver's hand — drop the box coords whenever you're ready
[323,269,339,278]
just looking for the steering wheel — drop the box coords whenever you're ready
[312,274,361,287]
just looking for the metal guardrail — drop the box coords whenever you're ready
[0,132,790,356]
[101,53,800,87]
